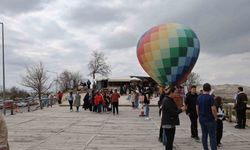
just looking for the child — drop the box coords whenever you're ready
[215,96,225,147]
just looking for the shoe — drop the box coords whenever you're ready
[194,137,200,141]
[235,125,241,129]
[158,138,162,143]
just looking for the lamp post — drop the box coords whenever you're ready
[0,22,6,115]
[46,70,59,93]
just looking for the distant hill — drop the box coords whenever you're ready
[210,84,250,100]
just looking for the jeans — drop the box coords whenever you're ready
[97,104,102,113]
[112,102,119,115]
[134,100,139,108]
[163,127,176,150]
[199,120,217,150]
[144,104,149,117]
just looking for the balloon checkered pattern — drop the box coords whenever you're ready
[137,23,200,86]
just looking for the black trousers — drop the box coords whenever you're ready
[237,109,246,128]
[68,101,73,110]
[216,119,223,145]
[159,125,163,141]
[164,127,176,150]
[189,112,198,137]
[112,102,119,114]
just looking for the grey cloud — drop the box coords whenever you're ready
[65,2,126,27]
[0,0,49,15]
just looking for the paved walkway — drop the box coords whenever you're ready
[4,105,250,150]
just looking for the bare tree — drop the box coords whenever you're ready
[21,62,52,100]
[58,70,82,91]
[88,51,111,80]
[71,72,82,89]
[58,70,72,92]
[183,72,201,88]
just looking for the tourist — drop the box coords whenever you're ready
[111,89,120,115]
[134,90,139,109]
[185,85,199,140]
[214,96,225,147]
[74,92,81,112]
[158,89,166,143]
[235,87,248,129]
[103,92,110,112]
[131,91,136,108]
[83,92,90,110]
[57,91,63,104]
[0,113,9,150]
[67,91,74,111]
[94,91,104,113]
[161,87,185,150]
[143,92,150,120]
[87,80,91,89]
[196,83,217,150]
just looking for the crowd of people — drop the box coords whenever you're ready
[66,89,121,115]
[158,83,248,150]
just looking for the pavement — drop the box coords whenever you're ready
[4,104,250,150]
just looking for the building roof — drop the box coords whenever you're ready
[96,76,141,82]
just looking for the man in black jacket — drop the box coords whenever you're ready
[161,87,185,150]
[185,85,199,140]
[235,87,248,129]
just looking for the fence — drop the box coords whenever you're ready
[0,98,57,115]
[224,103,250,126]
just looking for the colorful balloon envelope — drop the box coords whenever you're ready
[137,23,200,86]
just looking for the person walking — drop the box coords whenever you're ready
[67,91,74,111]
[161,87,185,150]
[235,87,248,129]
[196,83,217,150]
[214,96,225,147]
[185,85,199,140]
[74,92,81,112]
[83,92,90,110]
[111,89,120,115]
[0,113,9,150]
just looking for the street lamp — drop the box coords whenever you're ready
[46,70,59,93]
[0,22,6,115]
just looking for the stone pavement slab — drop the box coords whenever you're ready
[4,105,250,150]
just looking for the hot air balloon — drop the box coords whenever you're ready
[137,23,200,86]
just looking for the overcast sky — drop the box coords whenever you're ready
[0,0,250,89]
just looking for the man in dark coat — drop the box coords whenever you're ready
[235,87,248,129]
[185,85,199,140]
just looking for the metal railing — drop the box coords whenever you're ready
[224,103,250,126]
[0,98,57,115]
